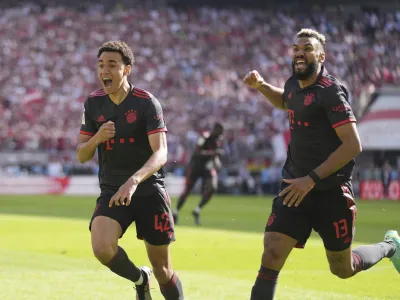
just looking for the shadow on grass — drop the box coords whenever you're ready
[0,194,399,244]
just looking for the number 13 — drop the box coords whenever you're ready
[333,219,348,238]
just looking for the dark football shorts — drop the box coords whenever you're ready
[265,181,356,251]
[185,165,218,190]
[89,183,175,246]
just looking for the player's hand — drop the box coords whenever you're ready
[109,177,139,207]
[279,176,315,208]
[96,121,115,143]
[243,70,265,89]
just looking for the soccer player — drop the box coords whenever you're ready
[243,29,400,300]
[172,123,224,225]
[77,41,184,300]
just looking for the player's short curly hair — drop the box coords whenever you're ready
[97,41,135,66]
[296,28,326,51]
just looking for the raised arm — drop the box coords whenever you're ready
[243,70,286,110]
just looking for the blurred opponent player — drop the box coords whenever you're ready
[77,41,183,300]
[243,29,400,300]
[172,123,224,225]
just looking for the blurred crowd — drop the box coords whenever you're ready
[0,3,400,179]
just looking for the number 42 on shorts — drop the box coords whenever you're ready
[154,213,171,232]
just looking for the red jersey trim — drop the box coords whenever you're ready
[134,87,150,94]
[89,89,106,98]
[133,93,151,100]
[80,130,95,136]
[318,77,334,87]
[332,118,357,129]
[133,88,151,99]
[147,128,168,135]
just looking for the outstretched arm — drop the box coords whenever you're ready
[243,70,286,110]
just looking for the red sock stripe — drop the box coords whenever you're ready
[352,253,363,273]
[161,273,178,290]
[257,272,278,281]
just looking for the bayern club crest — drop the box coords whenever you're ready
[304,93,315,106]
[125,109,137,123]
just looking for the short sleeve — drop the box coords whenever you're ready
[282,78,294,106]
[322,84,357,129]
[80,101,97,136]
[145,97,168,135]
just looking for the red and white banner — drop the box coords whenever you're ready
[0,175,185,196]
[360,180,400,201]
[358,93,400,150]
[1,176,399,200]
[22,89,43,105]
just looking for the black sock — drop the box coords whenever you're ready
[250,266,279,300]
[106,246,142,283]
[352,241,396,274]
[198,191,214,209]
[160,272,184,300]
[176,192,189,211]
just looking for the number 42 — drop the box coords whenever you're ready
[154,213,171,232]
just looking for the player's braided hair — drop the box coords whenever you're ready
[98,41,135,66]
[296,28,326,51]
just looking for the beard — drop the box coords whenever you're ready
[292,60,318,80]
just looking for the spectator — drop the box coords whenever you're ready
[0,3,399,177]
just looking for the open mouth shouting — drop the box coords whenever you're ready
[102,78,113,89]
[294,58,307,70]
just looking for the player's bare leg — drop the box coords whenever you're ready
[91,216,150,299]
[192,175,217,225]
[326,236,397,279]
[91,216,121,265]
[145,241,184,300]
[250,232,297,300]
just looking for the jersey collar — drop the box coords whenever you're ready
[296,65,328,92]
[318,65,329,80]
[128,82,134,93]
[106,82,134,107]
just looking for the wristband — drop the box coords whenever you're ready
[308,170,321,183]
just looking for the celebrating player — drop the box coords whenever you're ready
[77,41,184,300]
[243,28,400,300]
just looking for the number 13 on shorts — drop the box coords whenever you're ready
[333,219,349,239]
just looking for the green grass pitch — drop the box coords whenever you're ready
[0,194,399,299]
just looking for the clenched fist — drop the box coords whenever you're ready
[243,70,265,89]
[96,121,115,142]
